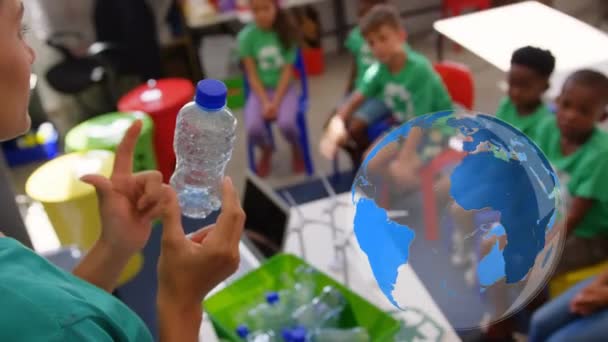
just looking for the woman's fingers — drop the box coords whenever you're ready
[112,120,142,177]
[160,185,186,244]
[214,177,246,244]
[187,226,215,244]
[134,171,164,210]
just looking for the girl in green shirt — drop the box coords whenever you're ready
[238,0,302,177]
[0,1,245,340]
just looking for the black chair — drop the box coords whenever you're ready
[45,31,124,115]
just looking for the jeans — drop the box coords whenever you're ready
[529,277,608,342]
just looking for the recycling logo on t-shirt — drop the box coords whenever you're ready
[384,82,414,121]
[258,45,285,71]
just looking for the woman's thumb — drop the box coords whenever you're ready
[80,175,113,198]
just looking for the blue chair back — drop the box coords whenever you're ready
[244,49,314,176]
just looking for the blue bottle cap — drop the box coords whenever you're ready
[195,79,227,111]
[236,324,249,338]
[290,326,308,342]
[266,291,280,304]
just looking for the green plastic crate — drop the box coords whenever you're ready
[204,254,400,341]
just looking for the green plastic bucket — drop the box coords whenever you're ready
[65,111,157,172]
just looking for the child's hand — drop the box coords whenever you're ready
[570,281,608,315]
[157,177,245,311]
[262,100,278,121]
[80,121,164,258]
[320,115,348,160]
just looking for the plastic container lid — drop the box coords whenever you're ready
[195,79,227,111]
[236,324,249,338]
[26,151,114,203]
[117,78,195,114]
[65,112,152,151]
[266,291,280,305]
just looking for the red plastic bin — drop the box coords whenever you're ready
[118,78,195,182]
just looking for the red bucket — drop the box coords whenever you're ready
[118,78,195,182]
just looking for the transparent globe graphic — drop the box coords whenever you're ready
[351,110,565,330]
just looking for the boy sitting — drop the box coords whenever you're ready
[497,46,555,139]
[321,4,452,165]
[535,69,608,276]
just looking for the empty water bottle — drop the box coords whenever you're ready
[239,292,292,334]
[292,286,346,329]
[170,79,237,218]
[310,327,370,342]
[236,325,277,342]
[279,267,318,310]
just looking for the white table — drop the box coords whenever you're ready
[434,1,608,99]
[282,193,460,342]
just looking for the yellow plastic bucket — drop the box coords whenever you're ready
[26,151,142,286]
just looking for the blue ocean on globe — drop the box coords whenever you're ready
[352,111,564,330]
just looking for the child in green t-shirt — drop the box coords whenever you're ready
[496,46,555,139]
[238,0,301,177]
[344,0,386,93]
[321,4,452,165]
[536,69,608,276]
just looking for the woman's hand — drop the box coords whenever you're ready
[74,121,165,291]
[80,121,164,257]
[570,279,608,316]
[157,177,245,341]
[157,177,244,306]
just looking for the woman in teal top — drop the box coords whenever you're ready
[0,1,245,340]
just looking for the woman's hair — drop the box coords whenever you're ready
[271,0,299,50]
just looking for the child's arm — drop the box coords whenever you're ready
[345,59,357,95]
[564,197,595,236]
[336,92,366,121]
[243,57,271,106]
[272,63,294,108]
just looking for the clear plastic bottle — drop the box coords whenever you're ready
[239,292,292,334]
[310,327,370,342]
[170,79,237,218]
[291,286,346,329]
[236,325,277,342]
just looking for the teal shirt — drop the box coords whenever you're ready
[345,27,376,89]
[358,46,453,122]
[0,238,152,341]
[237,23,297,88]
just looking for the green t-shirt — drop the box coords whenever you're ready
[0,238,152,341]
[237,23,297,88]
[534,117,608,238]
[495,97,551,141]
[358,46,453,122]
[345,27,376,89]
